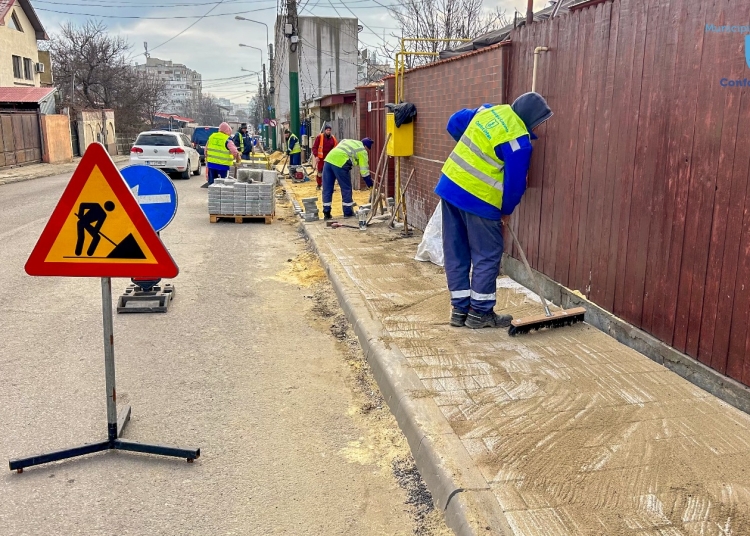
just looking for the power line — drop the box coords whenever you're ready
[34,0,269,6]
[35,6,275,18]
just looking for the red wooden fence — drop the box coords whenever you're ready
[358,0,750,388]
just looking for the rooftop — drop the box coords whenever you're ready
[0,86,55,103]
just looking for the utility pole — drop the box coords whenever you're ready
[269,44,277,151]
[286,0,300,140]
[262,63,269,149]
[526,0,533,25]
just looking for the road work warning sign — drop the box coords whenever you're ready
[25,143,179,278]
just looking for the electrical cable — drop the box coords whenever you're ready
[35,7,276,18]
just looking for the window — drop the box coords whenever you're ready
[23,58,33,80]
[12,55,22,79]
[8,11,23,32]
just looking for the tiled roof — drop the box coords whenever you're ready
[154,112,195,123]
[0,86,55,103]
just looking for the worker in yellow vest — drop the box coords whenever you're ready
[322,138,373,219]
[435,92,553,329]
[284,129,302,167]
[202,122,240,187]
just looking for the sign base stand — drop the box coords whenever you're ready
[117,280,175,314]
[9,278,198,473]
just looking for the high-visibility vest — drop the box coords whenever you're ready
[441,105,530,209]
[288,134,301,155]
[315,133,338,159]
[205,132,233,166]
[324,139,370,177]
[236,132,244,152]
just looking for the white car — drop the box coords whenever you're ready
[130,131,202,179]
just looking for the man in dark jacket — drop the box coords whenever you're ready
[233,123,251,160]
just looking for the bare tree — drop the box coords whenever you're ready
[384,0,509,67]
[49,20,169,136]
[194,94,224,126]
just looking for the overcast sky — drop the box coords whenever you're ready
[33,0,546,104]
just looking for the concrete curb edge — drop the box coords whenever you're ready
[296,219,512,535]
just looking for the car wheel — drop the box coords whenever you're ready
[192,158,202,176]
[181,161,191,180]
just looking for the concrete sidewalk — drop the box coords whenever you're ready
[0,155,129,186]
[302,218,750,535]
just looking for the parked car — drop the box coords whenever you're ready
[191,126,219,163]
[130,131,202,179]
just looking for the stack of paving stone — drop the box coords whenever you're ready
[207,177,275,216]
[301,197,319,222]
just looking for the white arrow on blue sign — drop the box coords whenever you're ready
[121,165,178,233]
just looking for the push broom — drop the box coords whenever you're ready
[505,224,586,336]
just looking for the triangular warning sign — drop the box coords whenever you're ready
[25,143,179,278]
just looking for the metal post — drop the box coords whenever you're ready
[101,277,118,442]
[287,0,300,139]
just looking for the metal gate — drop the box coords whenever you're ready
[0,111,42,168]
[70,120,81,157]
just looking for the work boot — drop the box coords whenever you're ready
[323,212,332,220]
[450,308,468,327]
[200,182,209,188]
[465,309,513,329]
[316,185,321,191]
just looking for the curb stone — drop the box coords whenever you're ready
[295,216,513,535]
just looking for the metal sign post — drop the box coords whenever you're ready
[9,278,199,472]
[12,144,198,472]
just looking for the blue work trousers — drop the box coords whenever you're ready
[289,153,301,166]
[441,200,504,314]
[207,166,228,185]
[322,162,355,216]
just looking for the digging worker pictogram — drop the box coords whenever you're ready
[75,201,115,257]
[435,92,553,329]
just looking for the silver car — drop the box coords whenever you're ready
[130,131,202,179]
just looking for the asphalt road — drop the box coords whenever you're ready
[0,171,429,535]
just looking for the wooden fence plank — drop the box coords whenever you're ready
[654,0,709,348]
[590,3,620,303]
[641,0,682,334]
[674,0,722,355]
[611,0,650,321]
[621,0,667,326]
[710,92,750,374]
[697,23,744,366]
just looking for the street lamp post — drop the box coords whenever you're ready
[234,17,269,53]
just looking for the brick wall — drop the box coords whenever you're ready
[394,44,510,230]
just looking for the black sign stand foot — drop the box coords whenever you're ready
[9,278,199,473]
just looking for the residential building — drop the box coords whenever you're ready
[134,57,202,117]
[358,50,392,85]
[0,0,49,88]
[273,16,359,126]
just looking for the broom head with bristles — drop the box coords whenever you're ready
[508,307,586,337]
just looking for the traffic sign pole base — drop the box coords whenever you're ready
[116,282,175,314]
[9,405,199,473]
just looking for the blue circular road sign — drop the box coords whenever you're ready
[121,165,178,232]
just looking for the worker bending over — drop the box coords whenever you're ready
[321,138,374,219]
[436,92,553,329]
[203,122,241,187]
[312,123,338,191]
[284,129,301,167]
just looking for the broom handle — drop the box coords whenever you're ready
[505,222,552,317]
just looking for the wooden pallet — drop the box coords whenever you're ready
[209,214,274,224]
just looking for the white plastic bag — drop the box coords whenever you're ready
[415,201,444,267]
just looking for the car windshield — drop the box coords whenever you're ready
[192,127,218,145]
[135,134,179,146]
